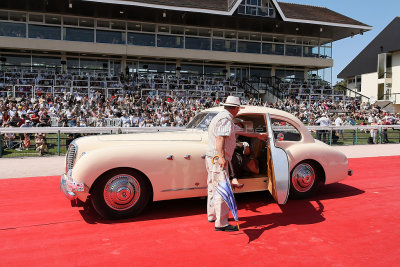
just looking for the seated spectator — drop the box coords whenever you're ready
[3,125,16,149]
[34,133,48,156]
[30,111,40,126]
[38,110,51,127]
[120,111,131,127]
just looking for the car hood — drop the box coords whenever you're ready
[96,129,204,142]
[72,129,207,154]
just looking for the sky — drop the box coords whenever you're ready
[283,0,399,84]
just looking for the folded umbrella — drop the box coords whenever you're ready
[211,156,240,230]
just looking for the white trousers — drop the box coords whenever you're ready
[205,157,229,228]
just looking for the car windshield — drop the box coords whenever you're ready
[186,112,218,130]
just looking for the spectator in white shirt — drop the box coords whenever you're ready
[315,114,331,143]
[334,115,344,140]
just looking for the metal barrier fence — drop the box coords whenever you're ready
[0,125,400,158]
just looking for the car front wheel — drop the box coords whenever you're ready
[91,168,151,219]
[289,161,321,199]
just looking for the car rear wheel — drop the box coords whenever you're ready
[289,161,321,199]
[91,168,151,219]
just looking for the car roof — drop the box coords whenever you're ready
[204,105,299,122]
[203,105,314,142]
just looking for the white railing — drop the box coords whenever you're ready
[1,125,399,135]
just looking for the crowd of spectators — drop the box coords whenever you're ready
[1,69,400,155]
[1,92,399,130]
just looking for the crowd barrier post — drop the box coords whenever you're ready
[379,128,382,144]
[355,128,358,145]
[329,128,333,146]
[0,136,2,158]
[57,130,61,156]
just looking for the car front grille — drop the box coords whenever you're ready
[66,143,77,172]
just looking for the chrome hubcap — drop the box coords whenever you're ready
[104,174,141,211]
[291,163,315,192]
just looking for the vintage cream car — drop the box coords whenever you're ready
[61,106,352,219]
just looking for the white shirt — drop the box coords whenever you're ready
[335,117,343,126]
[206,109,240,161]
[316,116,331,127]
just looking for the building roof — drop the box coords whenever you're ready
[83,0,371,29]
[338,17,400,79]
[96,0,230,11]
[278,2,370,28]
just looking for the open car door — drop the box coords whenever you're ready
[266,113,290,204]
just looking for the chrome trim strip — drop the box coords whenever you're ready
[162,186,207,192]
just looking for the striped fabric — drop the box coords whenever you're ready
[206,109,240,161]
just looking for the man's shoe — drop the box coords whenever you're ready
[208,219,216,223]
[231,178,244,189]
[215,224,239,232]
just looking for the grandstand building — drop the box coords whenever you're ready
[338,17,400,110]
[0,0,370,100]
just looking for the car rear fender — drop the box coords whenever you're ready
[284,143,348,184]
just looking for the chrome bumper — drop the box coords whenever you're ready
[60,173,85,200]
[348,169,353,176]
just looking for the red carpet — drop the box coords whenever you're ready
[1,156,400,266]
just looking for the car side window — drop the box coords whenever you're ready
[271,118,301,141]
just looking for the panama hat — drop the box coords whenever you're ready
[222,96,241,107]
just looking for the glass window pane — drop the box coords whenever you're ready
[45,15,61,25]
[181,64,203,75]
[79,18,94,27]
[198,28,211,37]
[262,34,273,42]
[185,37,210,50]
[96,30,124,44]
[185,27,198,36]
[250,33,261,41]
[250,68,271,78]
[142,23,155,32]
[157,35,183,48]
[65,27,94,42]
[262,43,284,55]
[262,43,272,54]
[303,38,318,46]
[213,30,223,37]
[271,118,301,141]
[32,56,60,68]
[238,32,249,40]
[64,17,79,26]
[212,39,236,52]
[2,54,31,66]
[29,14,43,22]
[0,22,26,37]
[285,45,302,57]
[171,26,184,35]
[204,65,224,75]
[0,11,8,20]
[303,46,318,58]
[127,32,155,46]
[97,20,109,28]
[238,41,260,54]
[9,12,26,22]
[29,24,61,40]
[225,31,236,39]
[158,25,169,33]
[111,21,125,30]
[321,46,332,58]
[273,36,284,43]
[127,22,141,31]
